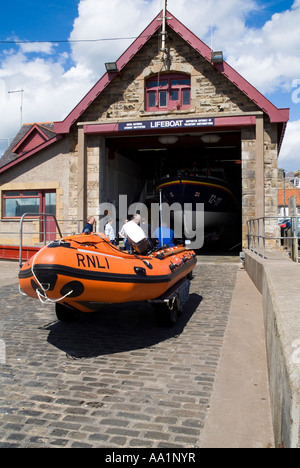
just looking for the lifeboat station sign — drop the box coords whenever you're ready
[118,117,215,132]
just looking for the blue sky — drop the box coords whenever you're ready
[1,0,300,171]
[245,0,294,27]
[1,1,78,41]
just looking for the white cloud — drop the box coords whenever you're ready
[55,0,300,97]
[0,47,94,156]
[223,1,300,94]
[1,53,70,119]
[69,0,160,79]
[279,120,300,172]
[1,0,300,171]
[68,0,258,80]
[20,42,57,55]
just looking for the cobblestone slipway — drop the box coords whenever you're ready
[0,262,239,448]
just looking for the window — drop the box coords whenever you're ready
[45,192,56,216]
[2,190,56,219]
[146,74,191,111]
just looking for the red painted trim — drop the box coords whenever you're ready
[167,13,211,61]
[0,245,40,261]
[53,9,289,135]
[0,135,62,174]
[84,123,119,134]
[54,12,163,134]
[157,179,234,196]
[214,115,256,126]
[167,13,289,124]
[214,62,290,123]
[82,114,256,135]
[12,124,50,154]
[145,73,191,111]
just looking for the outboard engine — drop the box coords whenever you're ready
[122,220,150,255]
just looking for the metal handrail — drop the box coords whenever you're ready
[0,219,83,236]
[246,216,299,263]
[19,213,62,268]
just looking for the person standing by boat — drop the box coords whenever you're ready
[105,217,116,245]
[119,219,131,251]
[153,222,175,248]
[132,213,141,225]
[82,216,95,234]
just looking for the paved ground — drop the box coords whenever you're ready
[0,258,274,448]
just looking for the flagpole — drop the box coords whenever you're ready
[159,188,163,246]
[161,0,167,53]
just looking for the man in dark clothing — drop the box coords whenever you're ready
[82,216,95,234]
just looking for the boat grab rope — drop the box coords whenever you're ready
[30,245,74,305]
[132,251,153,269]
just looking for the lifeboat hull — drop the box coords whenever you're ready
[18,234,197,314]
[157,174,239,241]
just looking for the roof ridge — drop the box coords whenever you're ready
[54,9,289,135]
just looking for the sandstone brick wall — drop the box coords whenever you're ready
[78,29,260,124]
[69,27,273,235]
[0,138,70,245]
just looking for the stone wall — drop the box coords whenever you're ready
[69,26,276,238]
[78,28,260,125]
[0,138,71,244]
[0,26,280,245]
[0,21,285,251]
[264,121,280,248]
[241,119,279,248]
[241,127,256,246]
[245,249,300,447]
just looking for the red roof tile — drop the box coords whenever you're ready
[278,189,300,205]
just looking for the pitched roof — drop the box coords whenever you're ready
[54,9,289,134]
[0,123,61,173]
[278,188,300,205]
[0,9,290,175]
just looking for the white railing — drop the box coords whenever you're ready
[0,218,84,243]
[18,213,63,267]
[246,216,299,263]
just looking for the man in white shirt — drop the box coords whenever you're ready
[122,214,150,254]
[105,217,116,245]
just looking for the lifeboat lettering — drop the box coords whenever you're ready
[76,253,108,269]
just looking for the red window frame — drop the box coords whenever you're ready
[145,73,191,112]
[2,190,56,219]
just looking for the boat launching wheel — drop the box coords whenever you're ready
[55,303,80,322]
[149,278,190,327]
[152,295,182,326]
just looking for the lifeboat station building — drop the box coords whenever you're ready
[0,10,289,256]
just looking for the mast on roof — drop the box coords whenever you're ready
[161,0,168,54]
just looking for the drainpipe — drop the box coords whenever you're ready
[283,170,286,217]
[99,136,107,230]
[77,126,87,228]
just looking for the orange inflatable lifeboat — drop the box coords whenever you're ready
[18,232,197,323]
